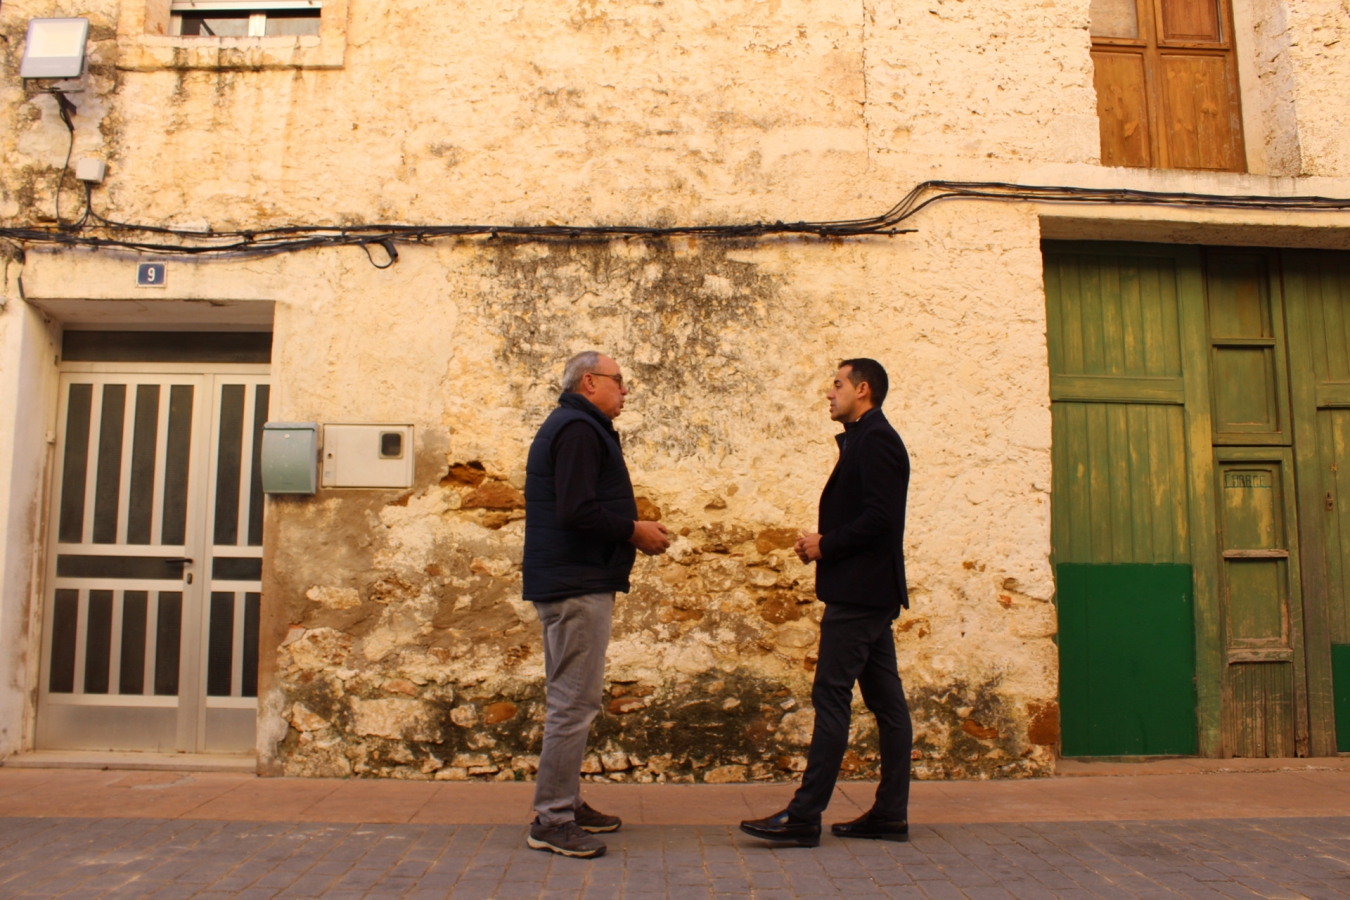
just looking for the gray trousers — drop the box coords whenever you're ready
[532,591,614,826]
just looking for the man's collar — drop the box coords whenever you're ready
[843,406,878,431]
[559,392,617,430]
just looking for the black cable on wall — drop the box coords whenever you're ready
[3,180,1349,268]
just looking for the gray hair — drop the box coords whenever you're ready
[561,351,602,392]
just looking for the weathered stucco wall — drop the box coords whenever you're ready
[0,275,61,760]
[2,0,1347,231]
[861,0,1100,171]
[255,200,1058,782]
[1,0,1345,777]
[1283,0,1350,176]
[0,280,23,760]
[1239,0,1302,176]
[0,0,1077,779]
[1,0,1101,231]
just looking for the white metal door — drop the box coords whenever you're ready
[37,366,270,753]
[200,374,270,753]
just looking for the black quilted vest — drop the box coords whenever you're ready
[523,393,638,602]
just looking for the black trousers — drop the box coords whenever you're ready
[786,602,913,824]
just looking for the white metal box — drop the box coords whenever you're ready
[321,424,414,489]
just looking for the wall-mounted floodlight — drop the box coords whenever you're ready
[19,18,89,79]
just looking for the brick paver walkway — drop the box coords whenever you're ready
[2,816,1348,900]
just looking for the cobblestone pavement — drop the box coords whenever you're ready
[1,816,1347,900]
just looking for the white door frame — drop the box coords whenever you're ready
[36,361,269,754]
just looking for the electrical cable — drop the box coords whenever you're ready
[50,91,79,230]
[3,179,1349,268]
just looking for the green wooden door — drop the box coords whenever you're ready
[1044,244,1211,755]
[1283,250,1350,754]
[1214,451,1306,756]
[1047,243,1347,757]
[1203,252,1310,757]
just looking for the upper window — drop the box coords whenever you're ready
[1089,0,1246,172]
[169,0,321,37]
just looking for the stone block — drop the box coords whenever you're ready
[483,701,518,725]
[286,628,354,670]
[703,765,748,783]
[289,703,329,733]
[462,482,524,509]
[306,586,362,610]
[350,699,442,742]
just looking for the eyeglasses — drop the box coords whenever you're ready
[589,371,625,388]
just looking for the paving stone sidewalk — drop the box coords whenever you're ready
[1,816,1348,900]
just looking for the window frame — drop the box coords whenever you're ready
[116,0,345,71]
[168,0,321,39]
[1090,0,1247,172]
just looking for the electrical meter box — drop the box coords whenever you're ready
[260,422,319,494]
[322,424,415,489]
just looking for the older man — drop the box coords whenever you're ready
[740,358,913,847]
[523,351,670,858]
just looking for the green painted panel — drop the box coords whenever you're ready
[1334,644,1350,750]
[1219,465,1281,550]
[1205,252,1289,446]
[1299,255,1350,385]
[1319,409,1350,644]
[1208,255,1272,338]
[1051,402,1190,564]
[1212,347,1278,433]
[1058,563,1198,756]
[1226,561,1285,641]
[1044,252,1183,379]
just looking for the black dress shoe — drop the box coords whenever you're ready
[739,810,821,847]
[831,810,910,842]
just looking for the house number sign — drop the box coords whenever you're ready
[136,263,166,287]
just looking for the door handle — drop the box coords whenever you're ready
[163,558,194,584]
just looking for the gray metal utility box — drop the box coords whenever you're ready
[260,422,319,494]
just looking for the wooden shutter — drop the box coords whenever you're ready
[1090,0,1246,171]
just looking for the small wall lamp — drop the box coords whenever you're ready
[19,18,89,79]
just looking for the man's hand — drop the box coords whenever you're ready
[795,531,823,563]
[630,521,671,556]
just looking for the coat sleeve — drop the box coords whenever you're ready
[817,432,906,562]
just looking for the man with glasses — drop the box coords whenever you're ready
[523,351,671,858]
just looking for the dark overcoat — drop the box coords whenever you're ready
[815,408,910,610]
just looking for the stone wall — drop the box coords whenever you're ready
[254,201,1060,781]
